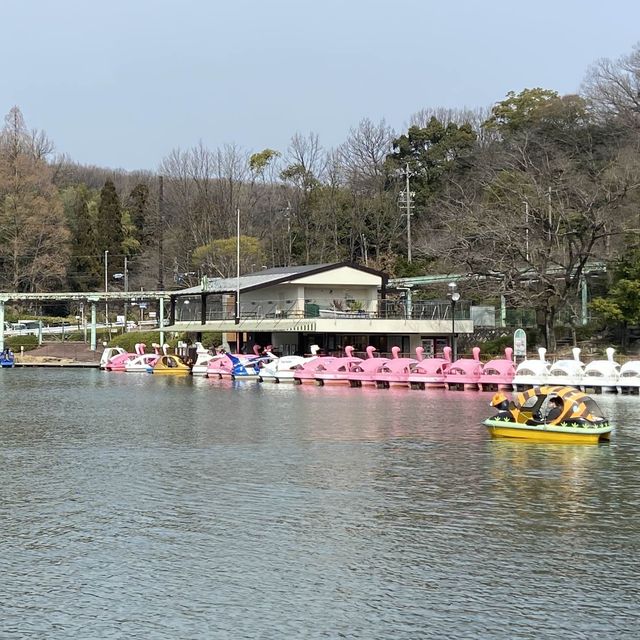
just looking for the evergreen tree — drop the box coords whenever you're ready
[126,183,151,246]
[96,179,123,252]
[66,185,101,291]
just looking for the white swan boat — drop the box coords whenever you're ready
[618,360,640,394]
[259,355,312,383]
[512,347,550,391]
[191,342,225,376]
[583,348,620,393]
[546,348,585,389]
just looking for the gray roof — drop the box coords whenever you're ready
[175,264,335,296]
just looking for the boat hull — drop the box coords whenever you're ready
[152,368,190,375]
[483,418,612,444]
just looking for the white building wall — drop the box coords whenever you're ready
[293,266,381,287]
[238,283,379,315]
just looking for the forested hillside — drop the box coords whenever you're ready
[2,44,640,347]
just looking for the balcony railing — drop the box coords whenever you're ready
[174,298,472,323]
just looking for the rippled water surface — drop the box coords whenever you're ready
[1,369,639,639]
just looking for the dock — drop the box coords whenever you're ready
[12,361,100,368]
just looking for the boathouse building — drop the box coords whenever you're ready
[165,263,473,356]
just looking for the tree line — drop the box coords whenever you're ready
[2,44,640,350]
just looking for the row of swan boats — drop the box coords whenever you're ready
[100,342,192,374]
[100,343,616,443]
[99,342,640,394]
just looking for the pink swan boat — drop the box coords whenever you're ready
[293,356,337,384]
[345,346,391,388]
[314,346,362,386]
[407,346,452,389]
[191,342,226,377]
[478,347,515,391]
[100,346,126,369]
[125,343,164,372]
[372,346,422,389]
[444,346,484,390]
[105,342,147,372]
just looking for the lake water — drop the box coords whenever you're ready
[1,369,639,639]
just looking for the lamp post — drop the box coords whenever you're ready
[113,257,129,332]
[448,282,460,361]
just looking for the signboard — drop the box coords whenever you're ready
[513,329,527,357]
[138,302,147,309]
[148,311,156,319]
[116,315,125,324]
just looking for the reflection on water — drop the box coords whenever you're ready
[1,370,639,638]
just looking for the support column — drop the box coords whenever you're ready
[0,300,5,353]
[90,303,97,351]
[581,277,588,326]
[500,295,507,328]
[159,296,165,346]
[405,288,413,319]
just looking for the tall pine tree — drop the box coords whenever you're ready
[96,179,124,277]
[127,183,151,246]
[66,185,100,291]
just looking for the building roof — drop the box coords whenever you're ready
[173,262,386,297]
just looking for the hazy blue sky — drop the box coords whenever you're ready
[2,0,638,171]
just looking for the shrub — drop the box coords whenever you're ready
[5,334,39,351]
[478,335,512,357]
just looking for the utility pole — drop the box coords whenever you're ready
[124,256,129,329]
[398,163,414,263]
[235,207,240,325]
[104,250,109,327]
[406,164,412,263]
[158,175,164,290]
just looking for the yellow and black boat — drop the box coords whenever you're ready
[150,354,191,375]
[483,385,612,444]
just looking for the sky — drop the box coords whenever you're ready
[2,0,639,172]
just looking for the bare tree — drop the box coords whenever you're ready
[0,107,69,292]
[427,111,640,352]
[338,118,402,265]
[582,43,640,130]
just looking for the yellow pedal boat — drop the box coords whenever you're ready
[150,354,191,375]
[483,385,612,444]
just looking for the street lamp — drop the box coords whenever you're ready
[448,282,460,361]
[113,260,129,332]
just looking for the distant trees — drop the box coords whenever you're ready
[421,88,640,351]
[159,143,252,277]
[4,40,640,347]
[339,118,400,269]
[582,44,640,132]
[192,235,263,278]
[0,107,69,292]
[386,117,477,208]
[591,248,640,348]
